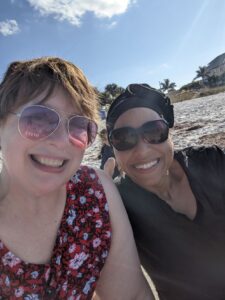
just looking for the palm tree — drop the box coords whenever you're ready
[100,83,125,105]
[159,79,176,93]
[193,66,208,82]
[99,91,113,106]
[104,83,124,98]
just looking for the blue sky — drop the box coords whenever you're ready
[0,0,225,91]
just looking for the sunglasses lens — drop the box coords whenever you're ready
[110,127,138,151]
[110,120,169,151]
[69,116,98,147]
[19,106,59,140]
[143,120,169,144]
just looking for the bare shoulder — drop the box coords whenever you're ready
[94,168,154,300]
[94,168,131,229]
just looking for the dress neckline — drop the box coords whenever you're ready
[0,180,71,267]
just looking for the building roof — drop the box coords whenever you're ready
[207,52,225,71]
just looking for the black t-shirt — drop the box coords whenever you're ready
[117,146,225,300]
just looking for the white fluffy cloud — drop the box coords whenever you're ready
[0,19,20,36]
[26,0,135,26]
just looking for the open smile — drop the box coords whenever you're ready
[134,158,159,170]
[31,154,67,169]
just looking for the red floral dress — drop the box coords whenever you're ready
[0,166,112,299]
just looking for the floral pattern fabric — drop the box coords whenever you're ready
[0,166,112,299]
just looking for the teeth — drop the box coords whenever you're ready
[34,156,64,167]
[135,159,158,170]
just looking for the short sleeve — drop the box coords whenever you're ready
[182,146,225,210]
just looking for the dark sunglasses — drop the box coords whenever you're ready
[109,119,169,151]
[11,105,98,148]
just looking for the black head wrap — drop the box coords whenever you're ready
[106,83,174,134]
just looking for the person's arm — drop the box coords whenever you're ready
[93,169,154,300]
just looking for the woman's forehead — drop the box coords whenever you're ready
[114,107,160,128]
[15,87,82,117]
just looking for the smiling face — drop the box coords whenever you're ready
[0,87,86,197]
[113,107,174,191]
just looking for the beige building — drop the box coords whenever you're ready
[206,52,225,77]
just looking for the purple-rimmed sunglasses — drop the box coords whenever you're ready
[11,105,98,148]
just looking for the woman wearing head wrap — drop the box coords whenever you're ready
[106,83,225,300]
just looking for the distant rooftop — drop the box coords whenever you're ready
[207,52,225,71]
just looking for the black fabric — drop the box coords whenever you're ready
[117,145,225,300]
[106,84,174,134]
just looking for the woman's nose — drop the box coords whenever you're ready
[133,134,152,152]
[47,120,70,144]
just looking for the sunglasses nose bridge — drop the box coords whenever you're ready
[47,114,70,141]
[65,117,70,137]
[134,127,152,149]
[136,127,146,143]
